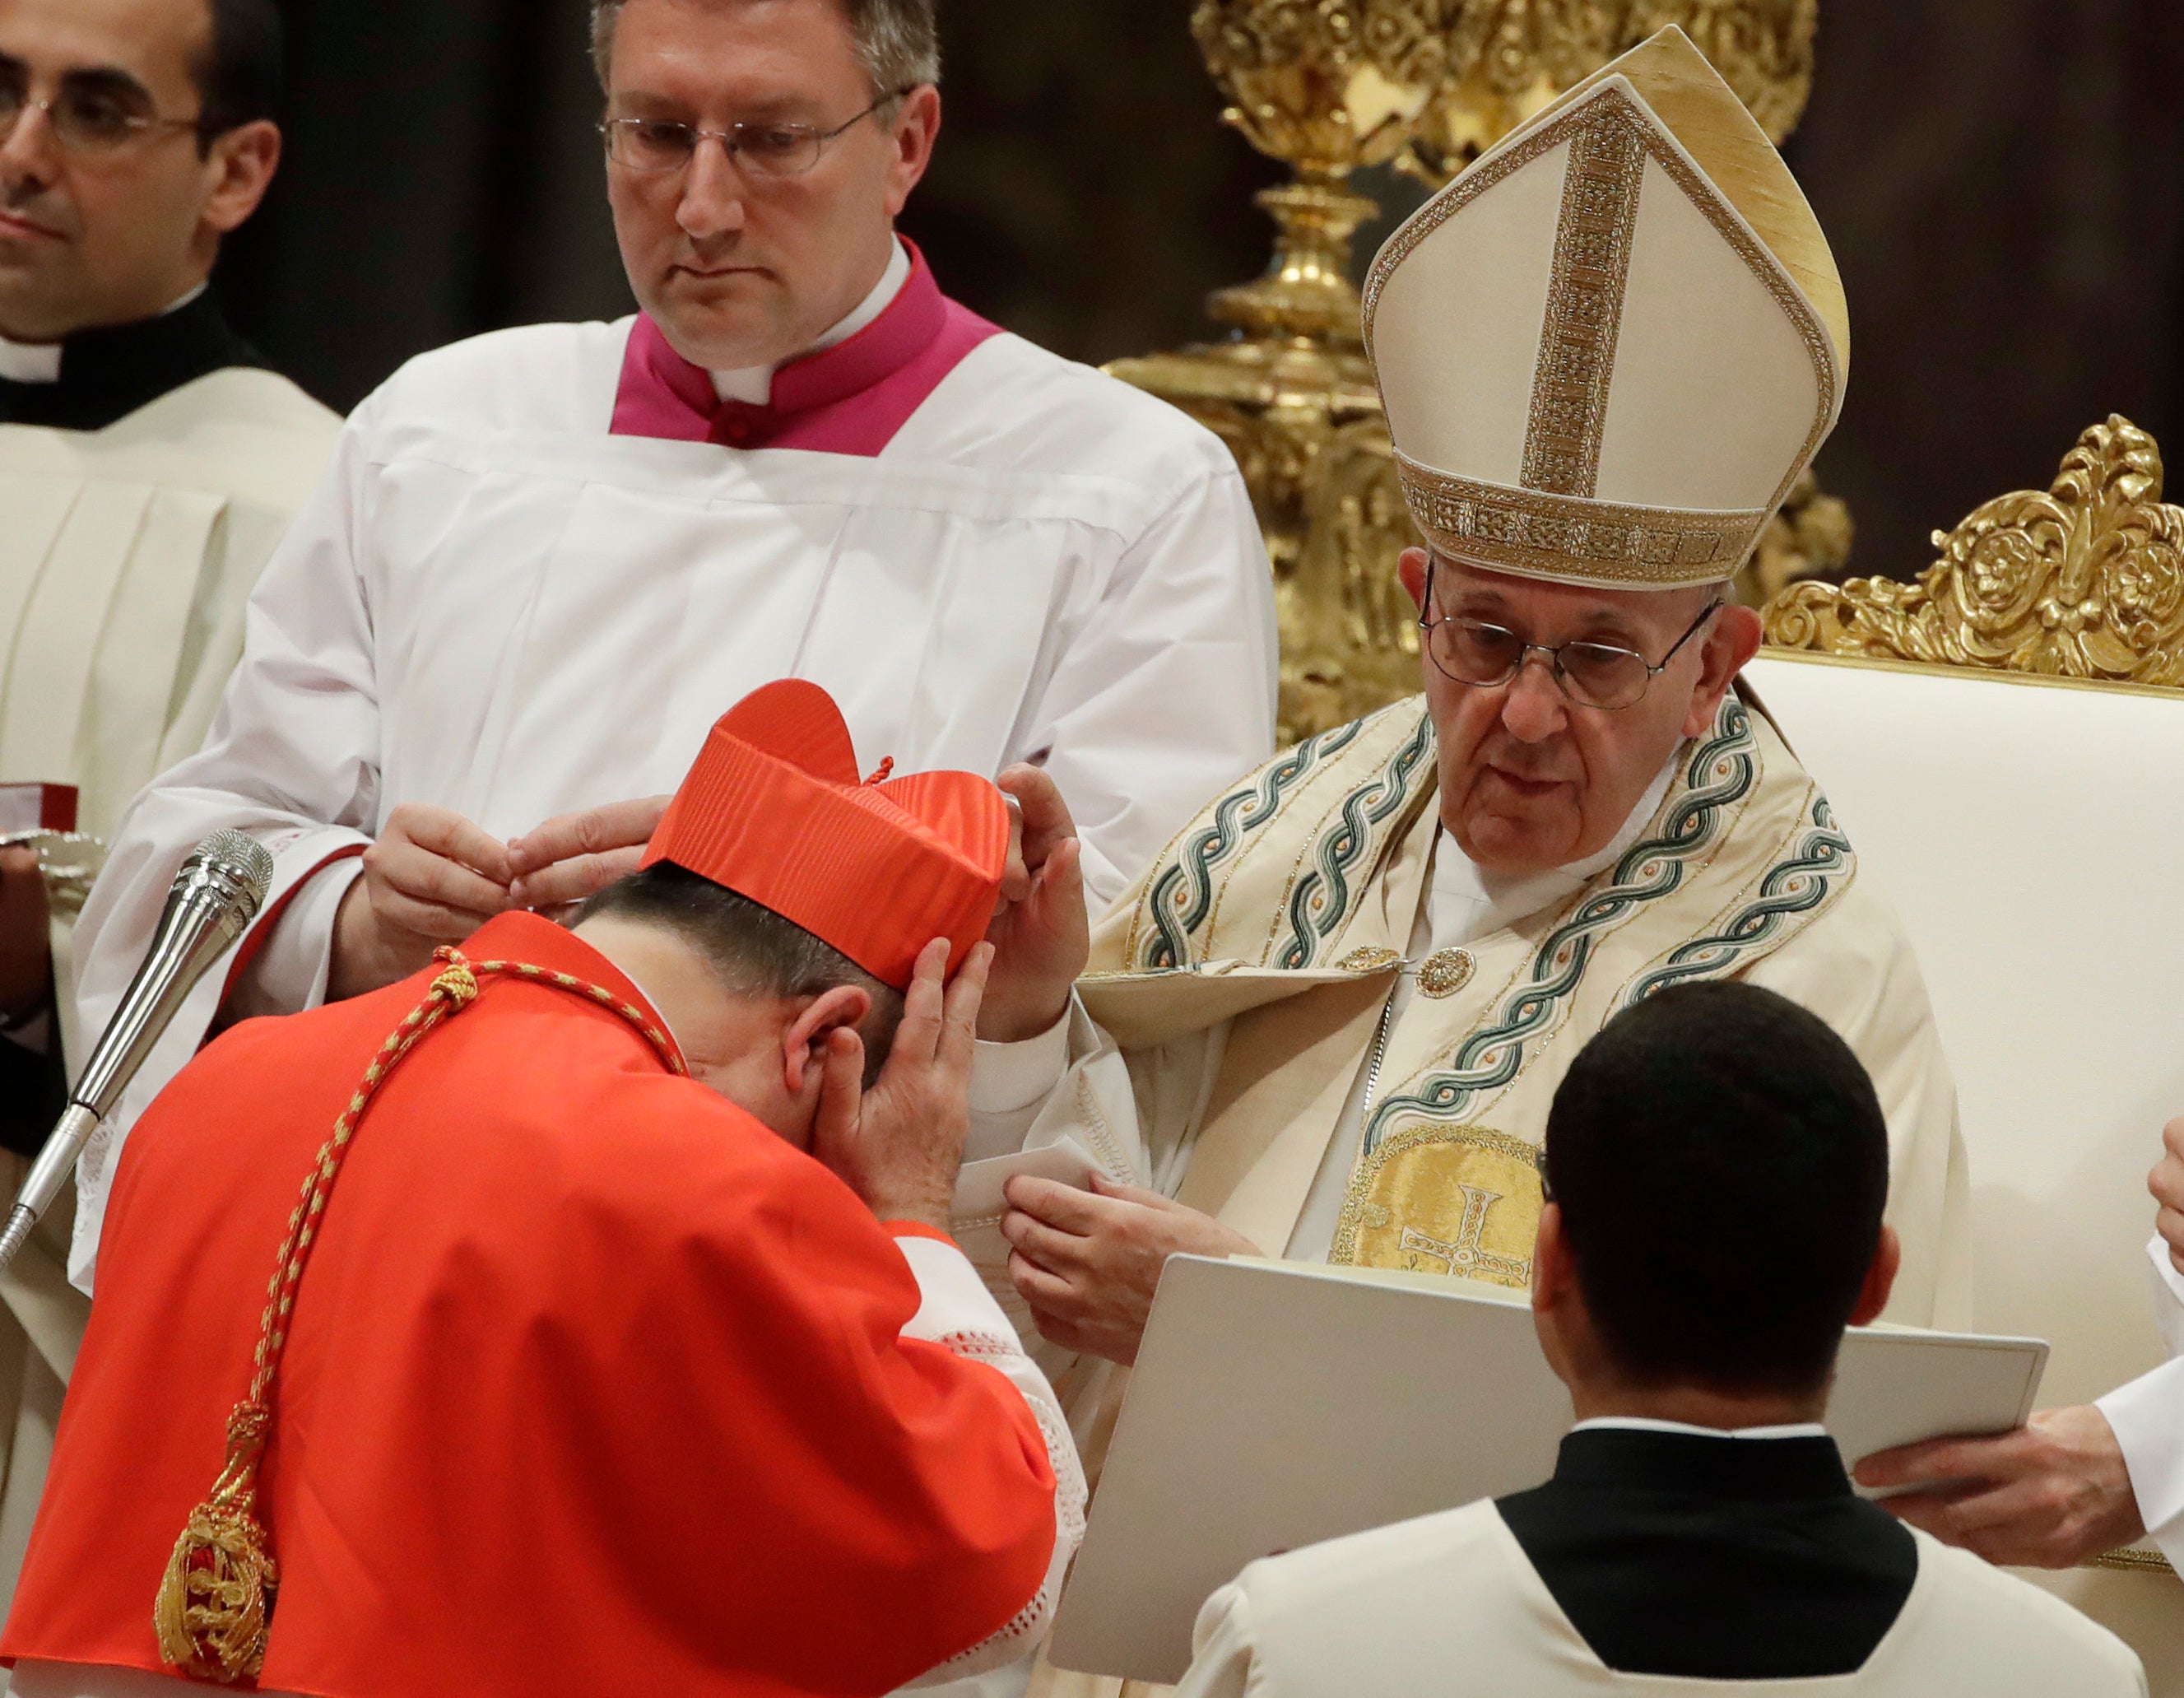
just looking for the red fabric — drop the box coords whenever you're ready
[643,682,1009,992]
[2,910,1055,1697]
[609,240,1001,456]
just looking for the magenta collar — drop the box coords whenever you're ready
[609,240,1001,457]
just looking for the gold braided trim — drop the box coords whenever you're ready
[155,948,685,1683]
[1522,110,1645,499]
[1364,81,1840,534]
[1396,452,1763,588]
[2086,1546,2178,1578]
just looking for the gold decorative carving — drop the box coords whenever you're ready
[1109,1,1839,742]
[1189,0,1447,343]
[1762,416,2184,690]
[1402,0,1815,184]
[1621,0,1817,146]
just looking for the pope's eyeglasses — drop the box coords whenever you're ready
[1419,563,1723,712]
[599,87,913,179]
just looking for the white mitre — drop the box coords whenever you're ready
[1363,26,1851,591]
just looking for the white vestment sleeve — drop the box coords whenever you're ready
[1015,464,1276,905]
[1172,1583,1266,1698]
[2094,1237,2184,1569]
[965,1012,1074,1164]
[889,1233,1088,1688]
[958,996,1229,1415]
[66,410,389,1293]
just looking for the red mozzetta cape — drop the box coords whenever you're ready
[2,912,1055,1696]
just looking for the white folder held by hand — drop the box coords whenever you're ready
[1048,1254,2047,1685]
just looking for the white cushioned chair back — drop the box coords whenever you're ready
[1745,651,2184,1677]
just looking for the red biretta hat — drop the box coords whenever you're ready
[642,682,1010,991]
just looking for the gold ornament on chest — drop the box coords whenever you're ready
[1415,947,1476,998]
[1331,944,1475,996]
[1331,1123,1543,1291]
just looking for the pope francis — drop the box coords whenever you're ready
[961,34,1973,1653]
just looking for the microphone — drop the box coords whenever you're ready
[0,830,275,1274]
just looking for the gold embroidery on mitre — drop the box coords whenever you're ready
[1394,453,1764,590]
[1522,110,1646,500]
[1415,948,1476,998]
[1330,1123,1545,1291]
[1336,946,1402,975]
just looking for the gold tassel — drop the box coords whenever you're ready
[147,948,681,1681]
[155,1401,277,1682]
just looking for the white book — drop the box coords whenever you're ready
[1048,1254,2047,1684]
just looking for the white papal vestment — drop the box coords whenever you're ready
[68,262,1278,1295]
[965,693,1971,1469]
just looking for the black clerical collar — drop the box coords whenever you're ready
[1554,1425,1854,1501]
[0,289,266,431]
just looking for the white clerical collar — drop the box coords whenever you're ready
[709,239,911,407]
[1428,751,1678,952]
[0,281,210,385]
[1572,1417,1830,1441]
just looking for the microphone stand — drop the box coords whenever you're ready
[0,832,272,1274]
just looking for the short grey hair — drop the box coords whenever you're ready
[591,0,941,95]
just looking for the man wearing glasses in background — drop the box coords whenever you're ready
[68,0,1276,1298]
[0,0,336,1621]
[962,54,1966,1696]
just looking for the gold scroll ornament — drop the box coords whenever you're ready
[1763,416,2184,691]
[1330,1123,1545,1287]
[1110,0,1843,742]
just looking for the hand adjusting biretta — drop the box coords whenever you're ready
[642,680,1011,990]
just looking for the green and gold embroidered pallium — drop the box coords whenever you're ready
[1083,687,1856,1277]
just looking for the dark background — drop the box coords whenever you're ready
[216,0,2184,581]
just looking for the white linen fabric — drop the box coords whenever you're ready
[1171,1498,2147,1698]
[2095,1239,2184,1570]
[67,318,1278,1295]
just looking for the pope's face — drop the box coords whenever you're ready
[1400,550,1762,876]
[0,0,276,341]
[603,0,938,373]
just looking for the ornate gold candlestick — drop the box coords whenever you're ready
[1113,0,1839,740]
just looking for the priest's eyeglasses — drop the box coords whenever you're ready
[0,81,203,156]
[1419,589,1724,712]
[600,88,913,178]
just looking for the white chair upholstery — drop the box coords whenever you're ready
[1745,649,2184,1682]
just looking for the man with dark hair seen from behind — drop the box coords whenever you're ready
[0,0,338,1626]
[1174,983,2145,1696]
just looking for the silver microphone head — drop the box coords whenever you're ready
[181,828,275,913]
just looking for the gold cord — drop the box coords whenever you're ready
[155,947,682,1682]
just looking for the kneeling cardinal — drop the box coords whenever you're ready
[0,680,1084,1698]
